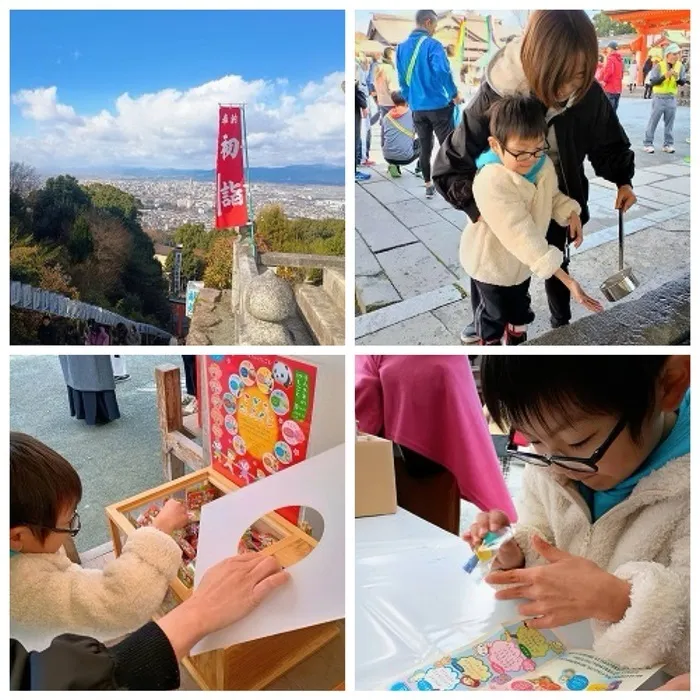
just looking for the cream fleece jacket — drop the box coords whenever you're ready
[10,526,182,652]
[510,455,689,675]
[460,155,581,286]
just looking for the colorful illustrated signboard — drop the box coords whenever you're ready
[386,620,660,691]
[205,355,318,523]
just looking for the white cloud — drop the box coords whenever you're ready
[11,71,345,169]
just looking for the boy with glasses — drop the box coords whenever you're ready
[10,432,189,652]
[465,355,690,676]
[459,95,602,345]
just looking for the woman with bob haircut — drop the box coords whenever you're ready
[433,10,637,340]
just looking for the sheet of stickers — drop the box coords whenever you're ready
[387,620,660,691]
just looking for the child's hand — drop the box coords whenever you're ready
[486,535,631,628]
[152,500,190,535]
[655,673,690,691]
[568,212,583,248]
[569,279,604,313]
[463,510,524,571]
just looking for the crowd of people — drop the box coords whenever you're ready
[355,9,690,346]
[35,315,170,346]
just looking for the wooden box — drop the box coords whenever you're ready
[106,466,341,690]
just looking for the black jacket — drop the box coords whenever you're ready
[433,79,635,225]
[355,81,367,132]
[10,621,180,690]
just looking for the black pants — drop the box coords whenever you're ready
[471,277,535,344]
[355,112,363,167]
[413,104,454,183]
[182,355,197,397]
[644,83,653,99]
[386,140,421,166]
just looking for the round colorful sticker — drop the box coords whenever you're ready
[222,393,237,414]
[566,675,589,691]
[274,441,293,464]
[270,389,290,416]
[509,680,534,690]
[239,360,256,386]
[586,683,608,691]
[262,453,279,473]
[228,373,243,397]
[233,435,247,456]
[281,419,305,445]
[256,366,274,394]
[224,414,238,436]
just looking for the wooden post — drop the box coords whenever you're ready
[156,364,186,481]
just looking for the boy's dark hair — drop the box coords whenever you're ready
[487,95,548,146]
[481,356,669,442]
[390,90,407,106]
[10,432,82,541]
[383,46,394,60]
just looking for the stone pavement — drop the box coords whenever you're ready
[355,96,690,345]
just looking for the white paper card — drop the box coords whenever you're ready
[190,443,345,654]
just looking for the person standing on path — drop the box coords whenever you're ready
[628,59,638,92]
[433,10,636,342]
[396,9,461,199]
[600,40,624,112]
[59,356,121,426]
[354,66,371,182]
[373,47,399,120]
[643,43,687,154]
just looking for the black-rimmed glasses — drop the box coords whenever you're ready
[501,138,550,163]
[506,416,627,473]
[23,511,81,537]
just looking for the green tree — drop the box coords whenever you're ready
[32,175,91,242]
[84,182,143,222]
[591,12,634,37]
[255,203,290,252]
[10,191,31,241]
[203,236,235,289]
[67,214,94,263]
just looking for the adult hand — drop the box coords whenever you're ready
[453,93,464,105]
[157,553,290,659]
[361,108,368,118]
[569,279,604,313]
[486,535,630,629]
[655,673,690,691]
[665,70,675,80]
[615,184,637,212]
[152,500,189,535]
[463,510,524,571]
[568,212,583,248]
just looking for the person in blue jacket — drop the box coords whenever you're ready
[396,9,461,198]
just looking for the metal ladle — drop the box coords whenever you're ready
[600,208,639,302]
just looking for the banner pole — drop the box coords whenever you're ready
[241,104,255,253]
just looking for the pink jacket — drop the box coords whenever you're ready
[355,355,516,520]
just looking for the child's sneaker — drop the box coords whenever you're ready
[425,184,436,199]
[662,145,676,153]
[644,145,655,153]
[387,164,401,178]
[504,324,527,345]
[459,323,480,345]
[355,170,371,182]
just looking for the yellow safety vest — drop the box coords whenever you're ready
[653,59,682,95]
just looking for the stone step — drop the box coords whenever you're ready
[323,268,345,310]
[295,285,345,346]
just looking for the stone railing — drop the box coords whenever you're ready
[187,238,344,345]
[527,273,690,346]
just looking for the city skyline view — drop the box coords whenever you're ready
[10,10,345,170]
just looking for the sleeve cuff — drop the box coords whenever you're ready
[530,247,564,279]
[111,621,181,690]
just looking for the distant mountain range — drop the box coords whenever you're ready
[46,164,345,187]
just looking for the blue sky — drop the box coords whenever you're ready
[10,10,345,169]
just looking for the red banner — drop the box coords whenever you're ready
[215,106,248,229]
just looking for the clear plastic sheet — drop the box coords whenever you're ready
[355,508,667,690]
